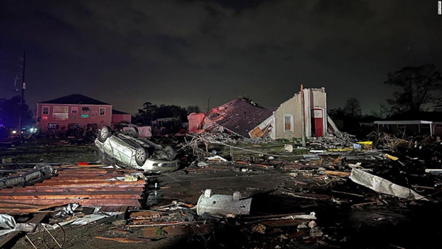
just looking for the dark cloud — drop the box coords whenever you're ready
[0,0,441,114]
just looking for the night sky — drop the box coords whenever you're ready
[0,0,441,115]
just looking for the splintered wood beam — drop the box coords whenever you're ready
[34,180,146,187]
[130,210,162,218]
[95,236,151,243]
[323,170,351,177]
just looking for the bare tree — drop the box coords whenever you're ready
[344,98,362,119]
[186,106,201,114]
[385,64,442,114]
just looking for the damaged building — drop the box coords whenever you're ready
[188,98,276,137]
[189,87,331,140]
[253,87,328,140]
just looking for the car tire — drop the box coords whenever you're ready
[126,127,139,137]
[135,147,148,166]
[98,126,112,142]
[163,145,177,161]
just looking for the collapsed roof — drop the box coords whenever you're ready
[203,98,276,137]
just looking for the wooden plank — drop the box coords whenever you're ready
[129,220,210,228]
[99,206,114,212]
[57,169,138,174]
[132,220,157,225]
[0,202,50,208]
[250,163,273,169]
[323,171,351,177]
[0,195,141,201]
[0,187,144,193]
[34,180,146,187]
[283,164,305,171]
[0,208,52,215]
[54,173,124,177]
[95,236,151,243]
[262,219,305,227]
[119,206,128,213]
[130,210,162,218]
[41,179,130,182]
[0,198,141,206]
[0,190,141,196]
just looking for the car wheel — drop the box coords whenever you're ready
[163,145,177,161]
[135,147,148,166]
[98,126,112,142]
[126,127,138,137]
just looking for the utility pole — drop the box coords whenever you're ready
[207,97,211,113]
[300,84,306,147]
[18,51,26,139]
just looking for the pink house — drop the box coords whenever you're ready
[112,109,132,125]
[36,94,112,133]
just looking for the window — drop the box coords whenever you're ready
[284,114,293,132]
[71,107,78,114]
[42,106,49,115]
[52,106,69,120]
[48,123,59,129]
[82,107,90,112]
[99,107,105,116]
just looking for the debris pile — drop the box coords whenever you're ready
[0,164,148,247]
[0,165,145,208]
[3,124,442,248]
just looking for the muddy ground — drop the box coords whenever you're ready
[2,139,442,248]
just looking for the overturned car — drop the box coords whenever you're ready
[95,126,179,172]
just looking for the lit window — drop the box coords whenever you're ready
[42,106,49,115]
[284,114,293,132]
[52,106,69,120]
[99,107,105,116]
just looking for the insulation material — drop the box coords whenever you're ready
[349,168,428,201]
[0,214,16,229]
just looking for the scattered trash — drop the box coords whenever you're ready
[284,144,294,152]
[425,169,442,175]
[2,119,442,248]
[0,214,16,229]
[206,155,228,162]
[197,161,209,167]
[251,223,266,234]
